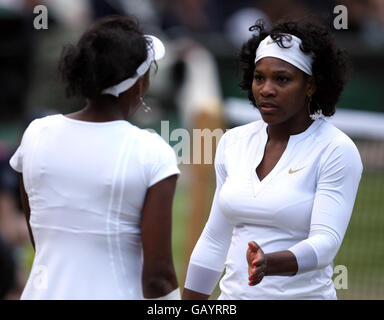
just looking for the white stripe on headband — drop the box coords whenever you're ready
[101,35,165,97]
[255,34,314,75]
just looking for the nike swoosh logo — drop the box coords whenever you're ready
[288,167,306,174]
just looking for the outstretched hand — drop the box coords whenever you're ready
[246,241,267,286]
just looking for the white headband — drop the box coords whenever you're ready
[255,34,314,75]
[101,35,165,97]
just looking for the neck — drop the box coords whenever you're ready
[266,115,314,142]
[76,95,133,122]
[88,97,120,116]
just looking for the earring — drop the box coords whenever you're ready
[140,97,151,113]
[310,109,323,120]
[307,96,323,120]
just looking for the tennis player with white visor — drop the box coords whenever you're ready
[10,16,181,300]
[183,19,363,300]
[100,33,181,300]
[102,34,165,98]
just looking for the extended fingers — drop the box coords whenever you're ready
[247,241,262,265]
[248,274,264,286]
[247,241,266,285]
[249,263,267,276]
[248,255,266,285]
[252,254,265,267]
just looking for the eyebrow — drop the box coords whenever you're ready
[254,69,293,75]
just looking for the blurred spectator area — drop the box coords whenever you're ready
[1,0,383,130]
[174,0,384,114]
[0,6,33,122]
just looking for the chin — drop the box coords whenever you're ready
[259,113,282,125]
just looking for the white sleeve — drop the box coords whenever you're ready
[184,134,234,295]
[289,140,363,273]
[147,135,180,187]
[9,145,23,173]
[9,120,39,173]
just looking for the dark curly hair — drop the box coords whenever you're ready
[239,18,351,117]
[58,15,149,100]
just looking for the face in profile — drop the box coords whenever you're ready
[252,57,312,126]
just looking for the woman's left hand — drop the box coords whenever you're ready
[247,241,267,286]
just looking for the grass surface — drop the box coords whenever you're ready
[334,170,384,299]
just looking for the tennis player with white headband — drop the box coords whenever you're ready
[183,19,362,300]
[12,16,181,300]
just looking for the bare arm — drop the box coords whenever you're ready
[141,174,179,298]
[247,241,298,285]
[182,288,210,300]
[18,173,35,251]
[264,251,298,276]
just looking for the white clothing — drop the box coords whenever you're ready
[10,114,180,300]
[145,287,181,300]
[184,118,362,299]
[255,34,314,76]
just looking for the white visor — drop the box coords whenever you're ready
[255,34,314,75]
[101,35,165,97]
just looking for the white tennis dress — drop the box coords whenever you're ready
[184,118,363,299]
[10,114,180,300]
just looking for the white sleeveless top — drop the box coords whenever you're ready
[10,114,180,300]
